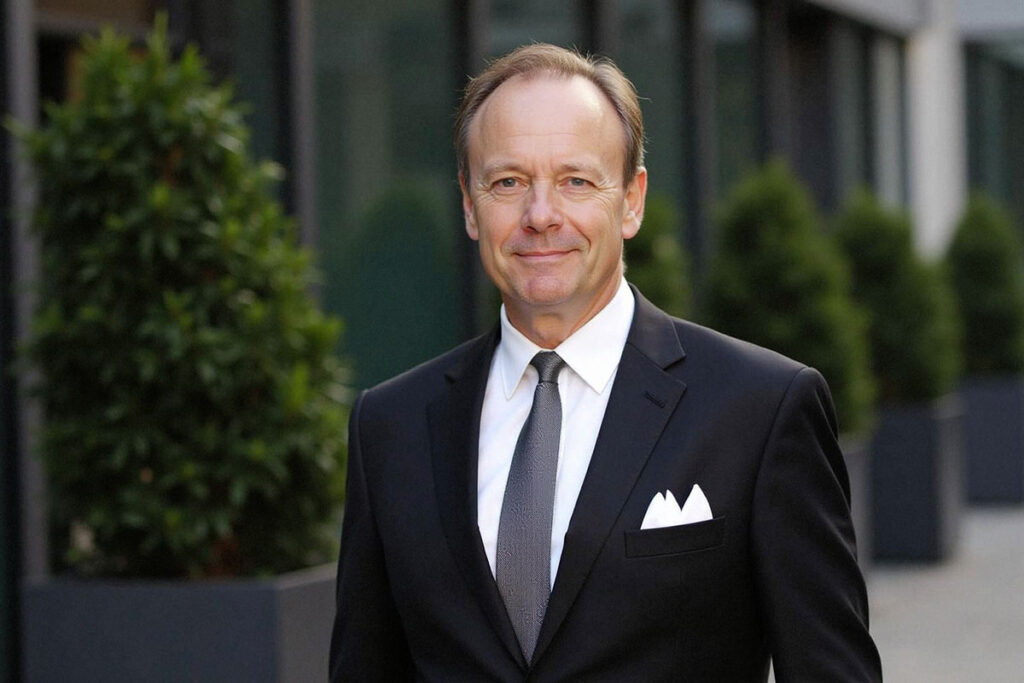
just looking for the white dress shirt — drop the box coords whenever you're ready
[477,278,635,588]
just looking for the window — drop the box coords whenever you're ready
[871,33,907,207]
[707,0,758,198]
[313,1,461,388]
[616,0,687,242]
[966,41,1024,230]
[488,0,586,57]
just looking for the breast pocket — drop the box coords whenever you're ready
[624,516,726,558]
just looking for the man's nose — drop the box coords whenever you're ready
[521,182,562,232]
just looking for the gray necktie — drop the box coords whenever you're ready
[496,351,566,664]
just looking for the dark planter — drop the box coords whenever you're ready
[960,375,1024,503]
[22,563,336,683]
[870,395,964,563]
[840,434,872,573]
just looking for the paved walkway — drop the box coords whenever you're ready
[868,506,1024,681]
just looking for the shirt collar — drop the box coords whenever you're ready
[497,278,635,398]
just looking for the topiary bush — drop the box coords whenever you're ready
[14,21,348,578]
[625,193,691,318]
[702,161,874,433]
[834,191,961,405]
[946,194,1024,375]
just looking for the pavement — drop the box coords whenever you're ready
[867,505,1024,682]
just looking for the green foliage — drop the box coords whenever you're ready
[834,191,961,404]
[625,193,690,318]
[946,194,1024,375]
[703,161,874,433]
[14,20,348,578]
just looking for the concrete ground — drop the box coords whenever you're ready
[768,506,1024,682]
[867,506,1024,682]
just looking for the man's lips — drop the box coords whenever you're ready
[514,249,575,260]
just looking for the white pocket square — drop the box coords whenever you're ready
[640,484,713,530]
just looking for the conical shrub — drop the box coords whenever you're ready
[703,161,873,433]
[946,194,1024,375]
[15,21,348,578]
[834,191,961,404]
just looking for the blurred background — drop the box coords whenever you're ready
[2,0,1023,681]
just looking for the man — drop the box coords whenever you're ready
[330,44,881,681]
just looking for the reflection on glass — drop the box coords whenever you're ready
[314,0,459,388]
[967,41,1024,230]
[871,34,905,207]
[488,0,585,58]
[232,0,285,169]
[831,21,871,206]
[617,0,686,224]
[616,0,689,313]
[708,0,757,198]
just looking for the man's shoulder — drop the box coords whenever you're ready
[675,317,804,374]
[654,313,834,430]
[360,329,496,409]
[629,286,806,383]
[654,311,817,398]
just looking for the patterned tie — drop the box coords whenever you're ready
[495,351,566,663]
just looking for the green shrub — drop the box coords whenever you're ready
[625,193,690,318]
[834,191,961,404]
[946,194,1024,375]
[703,161,874,433]
[14,21,348,578]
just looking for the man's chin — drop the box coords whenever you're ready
[508,279,577,310]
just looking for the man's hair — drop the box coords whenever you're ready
[455,43,645,187]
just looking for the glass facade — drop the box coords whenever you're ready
[616,0,687,244]
[231,0,288,175]
[707,0,758,198]
[488,0,586,57]
[831,19,873,205]
[871,33,907,206]
[313,0,462,389]
[966,41,1024,231]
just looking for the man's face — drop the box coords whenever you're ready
[461,74,646,332]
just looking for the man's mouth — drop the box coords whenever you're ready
[515,249,573,261]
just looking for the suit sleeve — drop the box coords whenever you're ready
[751,368,882,682]
[329,391,414,681]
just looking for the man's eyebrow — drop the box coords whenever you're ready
[479,161,604,178]
[558,162,603,177]
[479,162,528,180]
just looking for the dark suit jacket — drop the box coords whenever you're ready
[330,288,882,682]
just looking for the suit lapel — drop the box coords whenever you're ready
[533,291,688,663]
[427,329,528,669]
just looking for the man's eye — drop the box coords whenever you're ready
[568,177,588,187]
[497,178,518,188]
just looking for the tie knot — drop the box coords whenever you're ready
[531,351,565,384]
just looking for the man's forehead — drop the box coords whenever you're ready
[472,73,612,130]
[470,75,620,157]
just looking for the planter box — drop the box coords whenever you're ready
[870,396,964,563]
[21,563,336,683]
[840,434,872,573]
[960,376,1024,503]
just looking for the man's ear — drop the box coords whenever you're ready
[459,173,479,241]
[621,166,647,240]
